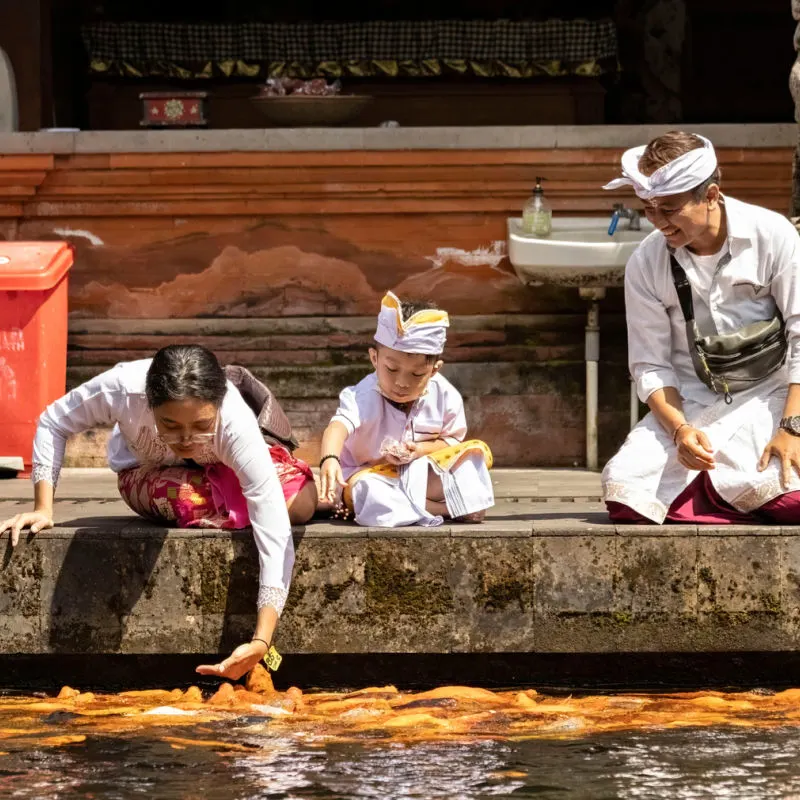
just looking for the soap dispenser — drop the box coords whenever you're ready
[522,177,552,237]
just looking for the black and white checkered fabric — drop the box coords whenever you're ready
[82,19,617,63]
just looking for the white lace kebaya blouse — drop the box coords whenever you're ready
[31,359,293,615]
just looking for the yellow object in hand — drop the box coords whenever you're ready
[263,645,282,672]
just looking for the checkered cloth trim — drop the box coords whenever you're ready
[82,19,617,63]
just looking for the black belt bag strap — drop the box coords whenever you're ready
[669,252,787,403]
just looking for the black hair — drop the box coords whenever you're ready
[145,344,227,409]
[375,297,443,363]
[400,298,439,317]
[690,171,722,202]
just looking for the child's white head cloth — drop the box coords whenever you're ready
[603,134,718,200]
[374,292,449,355]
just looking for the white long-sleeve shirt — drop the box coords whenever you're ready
[331,372,468,479]
[625,195,800,405]
[32,359,294,614]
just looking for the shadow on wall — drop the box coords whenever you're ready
[39,521,276,656]
[45,526,169,653]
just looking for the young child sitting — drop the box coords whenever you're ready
[317,292,494,527]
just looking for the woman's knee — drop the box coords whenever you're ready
[287,480,318,525]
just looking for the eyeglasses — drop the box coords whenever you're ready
[154,423,217,446]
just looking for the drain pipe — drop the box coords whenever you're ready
[580,287,605,470]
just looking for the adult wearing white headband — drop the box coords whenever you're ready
[603,133,718,200]
[601,130,800,525]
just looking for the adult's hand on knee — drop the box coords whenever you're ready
[675,426,716,471]
[0,512,54,546]
[758,429,800,488]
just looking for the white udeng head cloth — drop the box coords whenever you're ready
[603,134,718,200]
[374,291,449,355]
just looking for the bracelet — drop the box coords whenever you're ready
[251,637,270,648]
[319,454,340,467]
[672,422,691,444]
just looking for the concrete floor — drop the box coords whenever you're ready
[0,467,609,535]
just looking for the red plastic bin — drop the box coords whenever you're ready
[0,242,74,473]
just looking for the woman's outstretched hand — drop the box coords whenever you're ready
[758,428,800,488]
[195,640,268,681]
[0,511,54,546]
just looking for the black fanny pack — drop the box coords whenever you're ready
[669,252,787,403]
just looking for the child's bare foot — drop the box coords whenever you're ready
[453,509,486,523]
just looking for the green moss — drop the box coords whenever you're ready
[620,552,667,594]
[282,583,307,614]
[474,575,532,612]
[200,561,232,613]
[323,577,357,603]
[503,325,544,347]
[759,592,781,615]
[708,610,757,627]
[698,566,717,604]
[365,550,453,617]
[557,611,632,626]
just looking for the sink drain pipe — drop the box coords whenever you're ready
[580,288,604,470]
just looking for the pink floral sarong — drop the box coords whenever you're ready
[117,445,313,529]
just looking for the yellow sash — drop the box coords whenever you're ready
[343,439,492,510]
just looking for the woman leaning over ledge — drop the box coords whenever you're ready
[0,345,316,678]
[603,131,800,524]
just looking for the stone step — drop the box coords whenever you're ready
[0,468,603,502]
[0,468,795,657]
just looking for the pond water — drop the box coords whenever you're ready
[2,672,800,799]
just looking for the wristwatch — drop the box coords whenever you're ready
[779,416,800,436]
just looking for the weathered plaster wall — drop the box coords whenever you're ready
[0,131,793,465]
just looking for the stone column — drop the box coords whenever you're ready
[614,0,687,123]
[791,0,800,216]
[0,47,19,132]
[0,0,52,131]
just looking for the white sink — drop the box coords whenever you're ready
[507,216,655,288]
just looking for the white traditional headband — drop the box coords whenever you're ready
[374,291,449,355]
[603,134,718,200]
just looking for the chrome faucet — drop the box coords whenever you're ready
[608,203,641,234]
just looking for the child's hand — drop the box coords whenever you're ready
[384,441,421,466]
[318,457,345,503]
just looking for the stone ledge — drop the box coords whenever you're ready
[0,507,795,656]
[0,123,794,154]
[2,470,793,656]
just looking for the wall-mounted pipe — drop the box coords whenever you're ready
[579,287,605,471]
